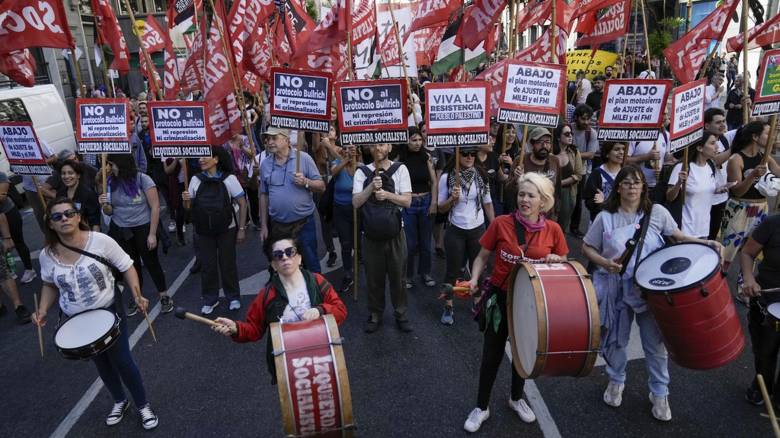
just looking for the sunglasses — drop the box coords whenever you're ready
[460,151,478,158]
[562,132,573,137]
[50,209,79,222]
[271,246,298,261]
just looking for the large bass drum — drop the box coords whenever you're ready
[635,242,744,370]
[270,314,354,437]
[508,261,600,379]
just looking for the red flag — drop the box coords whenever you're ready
[140,15,168,54]
[570,0,619,19]
[281,0,317,57]
[228,0,275,68]
[413,26,445,65]
[577,0,630,47]
[294,0,347,57]
[166,0,203,27]
[409,0,460,33]
[274,17,292,65]
[379,24,402,67]
[91,0,130,73]
[663,0,739,83]
[458,0,508,50]
[477,27,568,116]
[516,0,573,35]
[0,49,36,87]
[0,0,74,54]
[351,0,376,46]
[243,23,273,82]
[139,50,162,94]
[575,11,599,34]
[727,12,780,52]
[484,23,501,55]
[163,48,181,100]
[180,17,206,94]
[208,93,242,145]
[204,3,240,145]
[242,70,262,95]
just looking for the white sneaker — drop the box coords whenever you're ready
[649,393,672,421]
[138,403,159,430]
[201,301,219,315]
[20,269,37,284]
[603,382,625,407]
[463,407,490,433]
[229,299,241,310]
[105,400,129,426]
[509,398,536,423]
[167,221,176,232]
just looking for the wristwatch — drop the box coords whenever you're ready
[305,179,310,190]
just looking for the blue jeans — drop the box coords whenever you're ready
[297,214,321,273]
[604,309,670,397]
[93,305,148,406]
[402,194,433,277]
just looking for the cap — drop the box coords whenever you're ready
[264,127,290,137]
[528,126,552,142]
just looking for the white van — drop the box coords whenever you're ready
[0,84,76,172]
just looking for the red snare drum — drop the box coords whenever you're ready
[635,242,744,370]
[270,314,354,437]
[508,261,600,379]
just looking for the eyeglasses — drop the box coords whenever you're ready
[271,246,298,261]
[533,140,552,146]
[460,151,478,158]
[562,132,573,137]
[50,209,79,222]
[619,180,643,188]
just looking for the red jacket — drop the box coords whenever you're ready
[232,272,347,343]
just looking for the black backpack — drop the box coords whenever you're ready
[191,173,235,236]
[359,162,403,241]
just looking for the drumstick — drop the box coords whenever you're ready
[761,288,780,294]
[174,306,220,327]
[33,292,44,358]
[757,374,780,438]
[140,305,158,343]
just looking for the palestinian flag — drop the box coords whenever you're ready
[432,16,486,76]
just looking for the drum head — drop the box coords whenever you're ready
[512,266,540,376]
[635,243,720,292]
[768,303,780,319]
[55,309,116,349]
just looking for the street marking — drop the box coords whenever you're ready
[504,343,562,438]
[50,257,196,438]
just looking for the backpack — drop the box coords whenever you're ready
[359,162,403,241]
[191,173,235,236]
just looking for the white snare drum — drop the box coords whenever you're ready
[54,309,120,360]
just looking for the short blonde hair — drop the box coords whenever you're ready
[517,173,555,213]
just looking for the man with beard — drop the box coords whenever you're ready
[503,127,562,215]
[586,75,605,114]
[605,65,614,79]
[704,108,736,239]
[570,104,600,236]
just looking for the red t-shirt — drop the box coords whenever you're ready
[479,215,569,290]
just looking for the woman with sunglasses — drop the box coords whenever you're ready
[437,149,494,325]
[182,146,247,315]
[463,173,567,432]
[582,165,721,422]
[553,122,584,232]
[399,127,437,289]
[212,234,346,382]
[98,154,172,315]
[56,160,100,231]
[33,198,160,430]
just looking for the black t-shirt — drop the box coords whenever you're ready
[753,214,780,289]
[400,149,431,194]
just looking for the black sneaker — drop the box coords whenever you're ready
[326,251,338,268]
[364,316,381,334]
[14,305,31,325]
[138,403,159,430]
[160,295,174,314]
[340,277,354,294]
[746,386,765,406]
[106,400,129,426]
[396,318,413,333]
[127,300,138,317]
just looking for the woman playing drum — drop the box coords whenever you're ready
[32,198,160,430]
[463,173,568,433]
[581,165,721,421]
[212,233,347,380]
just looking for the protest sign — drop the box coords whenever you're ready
[147,101,212,158]
[425,82,490,148]
[498,61,565,127]
[270,67,333,133]
[597,79,672,141]
[668,79,706,153]
[335,79,408,145]
[75,98,131,154]
[752,49,780,117]
[0,122,50,175]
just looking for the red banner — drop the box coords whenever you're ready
[414,26,446,66]
[409,0,460,33]
[139,50,162,94]
[204,4,237,143]
[180,18,206,94]
[140,15,168,54]
[663,0,739,84]
[295,0,347,58]
[0,49,36,87]
[244,23,273,82]
[282,0,317,57]
[577,0,630,47]
[516,0,573,35]
[91,0,130,73]
[570,0,618,19]
[727,12,780,53]
[163,49,181,100]
[208,93,242,145]
[485,23,501,56]
[0,0,74,54]
[228,0,275,68]
[459,0,508,50]
[379,24,402,67]
[351,0,376,47]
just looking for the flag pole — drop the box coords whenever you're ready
[639,0,660,179]
[680,0,694,203]
[121,0,162,100]
[76,10,96,88]
[345,0,360,302]
[389,2,419,128]
[741,0,750,124]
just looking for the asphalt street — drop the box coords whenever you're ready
[0,206,776,437]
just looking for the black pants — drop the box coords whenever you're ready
[197,228,239,303]
[6,206,32,270]
[443,224,484,298]
[709,201,727,240]
[749,299,780,395]
[110,222,167,293]
[246,186,260,227]
[332,203,354,276]
[570,177,587,232]
[363,232,407,320]
[477,292,525,409]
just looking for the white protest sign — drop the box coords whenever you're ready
[148,101,211,158]
[425,82,490,148]
[0,122,50,175]
[336,79,409,145]
[598,79,673,141]
[270,67,333,133]
[75,98,131,154]
[669,79,706,153]
[498,61,565,127]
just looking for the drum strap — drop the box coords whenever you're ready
[58,240,122,280]
[630,213,653,277]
